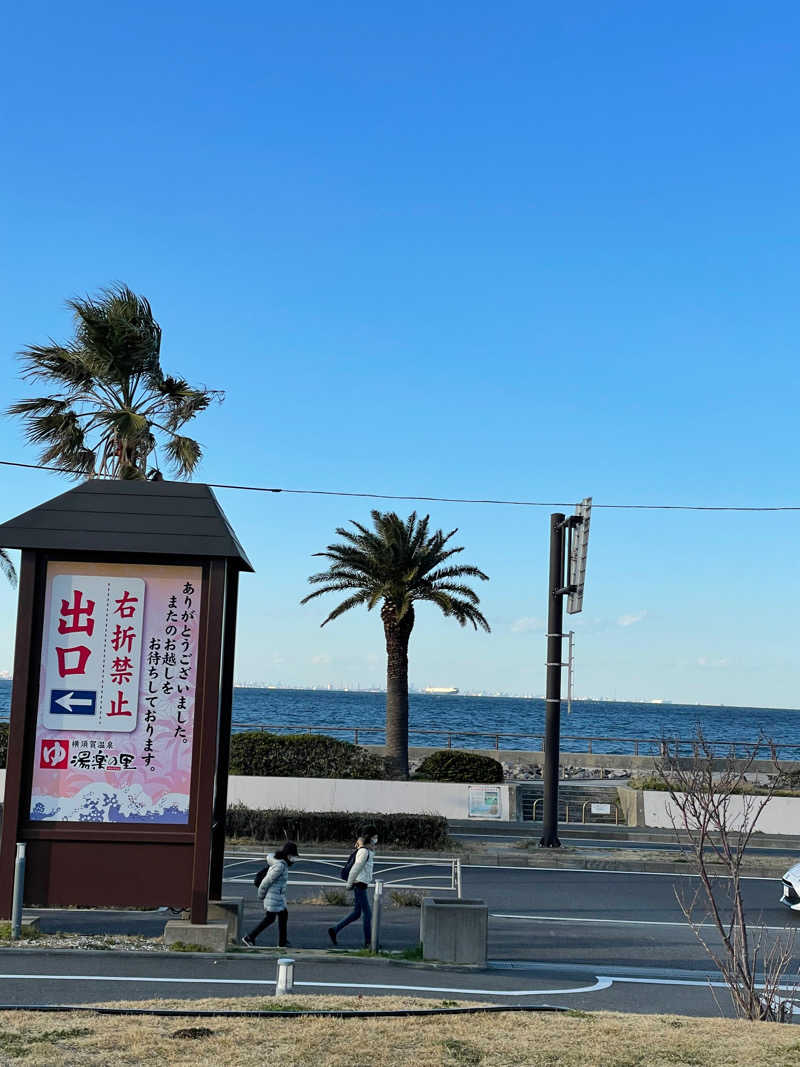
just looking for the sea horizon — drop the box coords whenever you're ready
[0,678,798,717]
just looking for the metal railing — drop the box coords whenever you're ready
[230,721,800,760]
[528,797,621,825]
[225,852,462,897]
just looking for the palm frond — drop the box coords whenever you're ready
[164,434,202,477]
[316,590,374,625]
[302,510,490,632]
[0,549,17,588]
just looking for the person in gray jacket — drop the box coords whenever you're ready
[328,826,378,947]
[242,841,299,947]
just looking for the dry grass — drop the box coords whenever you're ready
[2,997,800,1065]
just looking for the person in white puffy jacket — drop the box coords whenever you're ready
[242,841,298,947]
[328,826,378,947]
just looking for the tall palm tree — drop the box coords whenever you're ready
[8,284,222,480]
[302,511,490,778]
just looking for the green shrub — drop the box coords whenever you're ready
[413,749,503,784]
[229,731,386,780]
[225,804,450,850]
[0,722,7,768]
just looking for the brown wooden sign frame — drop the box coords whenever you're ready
[0,544,241,924]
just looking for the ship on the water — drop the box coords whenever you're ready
[422,686,459,695]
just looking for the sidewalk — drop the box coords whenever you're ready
[449,820,799,878]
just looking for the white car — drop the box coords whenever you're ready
[781,863,800,911]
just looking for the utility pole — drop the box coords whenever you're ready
[540,499,591,849]
[540,513,566,847]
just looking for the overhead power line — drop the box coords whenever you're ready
[0,458,798,512]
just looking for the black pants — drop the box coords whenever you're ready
[247,908,288,945]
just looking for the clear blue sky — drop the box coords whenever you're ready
[1,3,798,708]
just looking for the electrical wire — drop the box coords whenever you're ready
[0,458,797,512]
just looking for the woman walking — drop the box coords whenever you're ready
[328,826,378,948]
[242,841,299,948]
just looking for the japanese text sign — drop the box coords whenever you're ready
[42,575,145,733]
[30,563,203,824]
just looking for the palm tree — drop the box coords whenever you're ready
[8,284,222,480]
[302,511,490,778]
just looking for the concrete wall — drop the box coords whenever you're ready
[642,789,800,835]
[228,775,511,821]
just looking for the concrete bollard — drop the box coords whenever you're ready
[275,957,295,996]
[11,843,26,941]
[420,897,488,965]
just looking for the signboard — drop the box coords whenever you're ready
[42,575,145,733]
[468,786,502,819]
[567,497,592,615]
[590,803,612,815]
[29,562,203,824]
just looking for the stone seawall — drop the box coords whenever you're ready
[365,745,799,781]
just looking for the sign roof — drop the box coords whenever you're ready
[0,479,254,570]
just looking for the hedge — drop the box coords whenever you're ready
[229,731,386,780]
[226,804,450,850]
[413,749,504,784]
[0,723,7,768]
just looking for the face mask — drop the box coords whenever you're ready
[371,837,378,846]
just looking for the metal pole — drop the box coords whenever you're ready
[370,880,383,953]
[455,859,463,899]
[540,513,565,848]
[11,843,26,941]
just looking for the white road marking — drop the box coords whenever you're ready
[2,969,796,998]
[603,974,800,994]
[0,972,609,997]
[491,913,795,933]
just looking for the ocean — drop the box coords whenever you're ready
[1,679,798,757]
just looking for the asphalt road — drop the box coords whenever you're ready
[10,849,799,1018]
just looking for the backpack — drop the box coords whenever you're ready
[340,849,358,881]
[253,863,269,888]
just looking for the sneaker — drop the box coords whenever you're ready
[241,935,255,948]
[328,927,338,946]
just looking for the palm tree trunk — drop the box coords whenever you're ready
[382,603,414,779]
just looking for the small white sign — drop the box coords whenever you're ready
[590,802,612,815]
[42,575,145,733]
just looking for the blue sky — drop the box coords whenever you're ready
[1,3,798,707]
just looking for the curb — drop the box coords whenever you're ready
[459,851,790,878]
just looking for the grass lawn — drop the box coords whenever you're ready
[2,997,800,1065]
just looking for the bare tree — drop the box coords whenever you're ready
[656,728,798,1021]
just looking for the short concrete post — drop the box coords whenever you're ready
[455,859,463,899]
[370,879,383,953]
[275,957,295,996]
[420,897,488,965]
[11,843,26,941]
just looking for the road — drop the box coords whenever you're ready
[9,849,798,1018]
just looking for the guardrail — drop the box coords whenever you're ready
[225,851,463,897]
[528,798,621,825]
[230,721,800,760]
